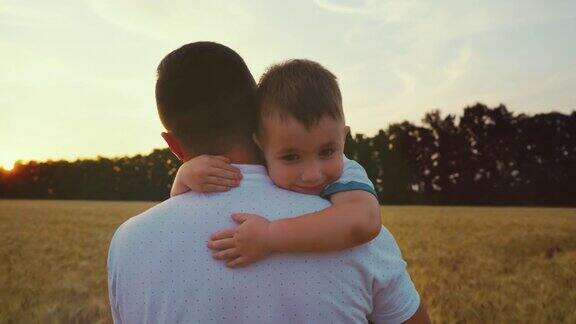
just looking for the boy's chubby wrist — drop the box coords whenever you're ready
[178,162,192,178]
[267,219,286,253]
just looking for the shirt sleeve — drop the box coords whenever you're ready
[107,225,123,324]
[321,155,377,198]
[367,228,421,324]
[108,275,122,324]
[369,270,421,324]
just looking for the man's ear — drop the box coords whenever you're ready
[161,132,186,162]
[252,133,263,150]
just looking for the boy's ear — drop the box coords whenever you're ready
[161,132,187,162]
[252,133,262,150]
[345,125,351,135]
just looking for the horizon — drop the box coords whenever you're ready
[1,103,573,172]
[2,1,575,170]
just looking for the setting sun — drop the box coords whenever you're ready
[0,159,15,172]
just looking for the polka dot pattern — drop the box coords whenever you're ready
[108,164,420,323]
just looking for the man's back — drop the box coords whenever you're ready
[108,165,420,323]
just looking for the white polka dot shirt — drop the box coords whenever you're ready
[107,164,420,323]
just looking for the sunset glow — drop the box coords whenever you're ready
[0,159,15,172]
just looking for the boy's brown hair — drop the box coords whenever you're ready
[256,59,343,130]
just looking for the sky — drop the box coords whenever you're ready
[1,0,575,170]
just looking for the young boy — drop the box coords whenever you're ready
[171,59,382,268]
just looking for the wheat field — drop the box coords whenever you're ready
[0,199,574,323]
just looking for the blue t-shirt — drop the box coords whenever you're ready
[321,155,377,198]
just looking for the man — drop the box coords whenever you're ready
[107,41,430,323]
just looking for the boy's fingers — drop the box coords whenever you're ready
[220,169,242,181]
[231,213,249,223]
[206,176,238,188]
[201,184,230,192]
[211,160,242,176]
[207,169,241,181]
[211,155,231,163]
[226,256,249,268]
[207,238,236,251]
[210,229,236,241]
[213,248,240,260]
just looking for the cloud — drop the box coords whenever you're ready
[442,47,472,85]
[85,0,256,43]
[0,1,74,27]
[393,70,416,97]
[312,0,372,15]
[315,0,576,44]
[314,0,576,133]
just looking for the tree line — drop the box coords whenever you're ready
[1,103,575,206]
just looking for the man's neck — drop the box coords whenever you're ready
[225,143,263,165]
[182,142,263,165]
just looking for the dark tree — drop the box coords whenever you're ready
[1,104,574,206]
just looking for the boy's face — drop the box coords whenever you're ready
[256,114,348,195]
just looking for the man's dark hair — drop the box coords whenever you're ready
[256,59,343,130]
[156,41,257,155]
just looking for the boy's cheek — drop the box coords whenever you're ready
[328,159,344,182]
[267,164,291,189]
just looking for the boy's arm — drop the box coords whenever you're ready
[269,156,382,251]
[269,190,381,252]
[208,190,381,267]
[208,156,382,267]
[170,155,242,197]
[171,165,193,196]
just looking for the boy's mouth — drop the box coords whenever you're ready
[293,184,326,194]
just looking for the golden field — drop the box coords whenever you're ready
[1,199,575,323]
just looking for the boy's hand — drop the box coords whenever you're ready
[208,213,273,268]
[171,155,242,196]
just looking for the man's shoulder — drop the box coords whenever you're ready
[350,225,408,271]
[371,225,403,254]
[110,194,197,246]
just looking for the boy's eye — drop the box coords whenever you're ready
[320,148,335,158]
[281,154,299,162]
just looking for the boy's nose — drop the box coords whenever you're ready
[301,167,322,183]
